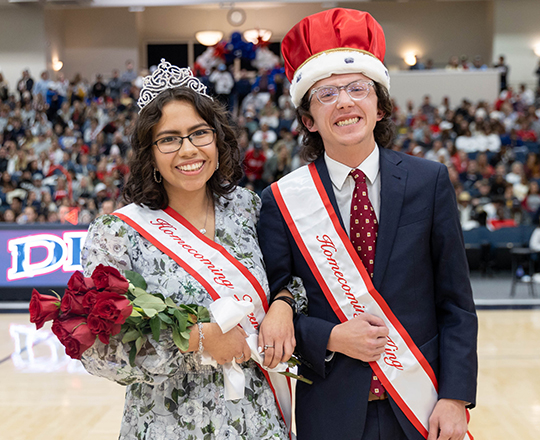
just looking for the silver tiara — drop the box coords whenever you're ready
[137,59,212,112]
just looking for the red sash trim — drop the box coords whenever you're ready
[308,163,438,391]
[115,211,221,302]
[271,181,348,323]
[272,163,452,439]
[260,368,293,429]
[114,206,292,438]
[164,206,269,310]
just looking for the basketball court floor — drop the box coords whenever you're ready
[1,274,539,439]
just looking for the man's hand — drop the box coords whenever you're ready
[427,399,468,440]
[327,313,388,362]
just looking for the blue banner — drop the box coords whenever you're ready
[1,224,88,289]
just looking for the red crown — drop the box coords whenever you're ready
[281,8,390,107]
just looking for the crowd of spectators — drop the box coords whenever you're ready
[1,57,540,233]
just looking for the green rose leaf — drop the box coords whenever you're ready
[158,312,174,325]
[122,329,140,344]
[164,296,177,308]
[172,328,189,352]
[149,315,161,342]
[179,304,198,315]
[144,308,158,318]
[133,293,167,314]
[130,287,147,298]
[128,343,137,367]
[197,306,211,323]
[135,334,146,354]
[130,308,142,318]
[125,270,147,290]
[174,309,189,330]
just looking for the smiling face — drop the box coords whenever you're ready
[152,100,218,202]
[303,73,383,166]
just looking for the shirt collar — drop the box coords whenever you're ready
[325,146,380,191]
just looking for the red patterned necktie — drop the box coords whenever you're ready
[349,169,384,397]
[349,169,377,278]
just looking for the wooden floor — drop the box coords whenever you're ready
[1,310,539,440]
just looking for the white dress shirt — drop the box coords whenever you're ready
[324,146,381,237]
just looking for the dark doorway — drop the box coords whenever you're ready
[147,44,189,69]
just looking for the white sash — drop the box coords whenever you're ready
[273,163,472,440]
[114,204,292,435]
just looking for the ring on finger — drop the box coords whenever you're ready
[264,344,274,350]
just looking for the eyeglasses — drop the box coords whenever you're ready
[309,80,375,105]
[153,128,216,154]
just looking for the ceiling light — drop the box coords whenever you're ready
[403,52,417,67]
[52,60,63,71]
[243,29,272,45]
[195,31,224,47]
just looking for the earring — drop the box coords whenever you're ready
[153,168,162,183]
[215,160,220,171]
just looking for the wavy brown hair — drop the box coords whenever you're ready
[296,81,396,162]
[123,87,242,209]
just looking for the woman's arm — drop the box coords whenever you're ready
[80,215,187,385]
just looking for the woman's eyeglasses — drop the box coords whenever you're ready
[309,80,374,105]
[153,128,216,154]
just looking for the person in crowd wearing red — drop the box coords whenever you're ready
[242,142,267,194]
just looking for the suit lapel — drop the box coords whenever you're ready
[373,149,407,289]
[314,156,346,232]
[313,151,406,289]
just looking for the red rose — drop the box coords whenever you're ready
[60,290,86,315]
[51,315,83,341]
[67,271,95,295]
[82,289,99,314]
[63,325,96,359]
[29,289,60,330]
[87,312,121,344]
[91,264,129,294]
[92,291,132,324]
[51,316,96,359]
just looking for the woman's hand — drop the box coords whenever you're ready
[258,291,296,369]
[202,323,251,365]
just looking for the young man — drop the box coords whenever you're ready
[258,9,477,440]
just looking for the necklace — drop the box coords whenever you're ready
[199,197,211,235]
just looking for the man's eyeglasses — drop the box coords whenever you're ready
[153,128,216,154]
[309,80,375,105]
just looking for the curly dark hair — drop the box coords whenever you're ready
[296,81,396,162]
[123,87,243,210]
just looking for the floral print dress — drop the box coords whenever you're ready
[80,187,289,440]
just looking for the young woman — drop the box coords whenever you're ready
[80,61,293,440]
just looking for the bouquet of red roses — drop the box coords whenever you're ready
[29,264,210,365]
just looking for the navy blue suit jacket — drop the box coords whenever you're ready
[258,149,478,440]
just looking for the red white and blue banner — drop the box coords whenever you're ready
[2,225,87,292]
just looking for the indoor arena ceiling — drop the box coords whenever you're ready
[1,0,492,9]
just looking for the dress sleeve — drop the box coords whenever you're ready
[285,276,308,315]
[79,214,186,386]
